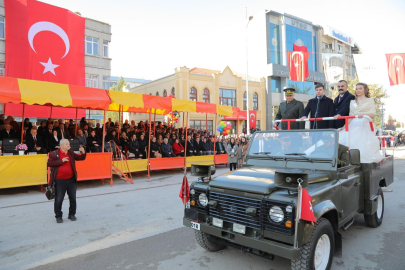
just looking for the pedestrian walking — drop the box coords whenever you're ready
[47,139,87,223]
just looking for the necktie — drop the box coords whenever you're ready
[339,96,343,103]
[34,136,37,147]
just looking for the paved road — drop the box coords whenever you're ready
[1,152,405,270]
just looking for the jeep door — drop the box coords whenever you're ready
[339,173,362,220]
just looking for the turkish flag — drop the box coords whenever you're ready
[5,0,85,85]
[287,51,310,82]
[4,0,86,119]
[179,175,190,204]
[300,188,316,223]
[386,53,405,86]
[249,110,256,129]
[293,44,308,52]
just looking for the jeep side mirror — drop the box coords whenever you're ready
[349,149,361,165]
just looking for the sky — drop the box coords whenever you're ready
[42,0,405,121]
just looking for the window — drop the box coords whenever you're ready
[0,17,4,39]
[287,80,314,95]
[85,37,99,56]
[171,87,175,97]
[269,23,281,64]
[163,89,167,97]
[190,120,213,134]
[271,78,281,93]
[156,91,160,96]
[86,74,98,88]
[253,92,258,110]
[0,63,4,77]
[203,88,210,103]
[256,120,260,130]
[190,87,197,101]
[103,41,109,57]
[324,43,332,49]
[102,76,110,90]
[243,92,247,110]
[219,89,236,107]
[285,24,315,71]
[338,45,342,52]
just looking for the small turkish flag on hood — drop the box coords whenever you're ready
[179,175,190,204]
[386,53,405,86]
[300,188,316,222]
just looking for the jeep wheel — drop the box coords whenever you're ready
[291,218,334,270]
[364,188,384,228]
[194,230,226,252]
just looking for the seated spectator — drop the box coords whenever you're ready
[120,131,130,155]
[83,124,90,139]
[138,134,147,159]
[87,130,101,152]
[169,134,177,145]
[48,130,60,151]
[194,136,203,156]
[207,136,215,154]
[0,124,17,140]
[172,138,185,157]
[180,134,185,148]
[186,135,195,156]
[161,138,176,157]
[216,137,226,154]
[75,129,87,148]
[37,121,47,137]
[129,134,140,158]
[149,136,162,158]
[201,136,213,155]
[25,126,47,154]
[58,124,70,139]
[22,118,33,138]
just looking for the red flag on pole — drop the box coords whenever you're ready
[287,51,310,82]
[293,44,308,52]
[386,53,405,86]
[179,175,190,204]
[300,188,316,222]
[5,0,85,85]
[249,110,256,129]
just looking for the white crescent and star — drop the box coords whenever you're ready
[291,51,304,67]
[392,55,404,72]
[28,21,70,75]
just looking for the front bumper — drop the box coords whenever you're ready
[183,218,300,260]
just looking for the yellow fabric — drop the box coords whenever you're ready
[217,105,234,116]
[18,79,72,107]
[186,155,214,167]
[109,91,144,111]
[108,103,130,112]
[113,159,148,173]
[172,99,196,112]
[0,155,47,189]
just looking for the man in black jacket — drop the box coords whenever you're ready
[186,135,195,156]
[301,84,335,129]
[0,124,17,140]
[333,80,355,129]
[42,123,54,149]
[194,137,204,156]
[161,138,176,157]
[26,127,47,154]
[215,137,227,154]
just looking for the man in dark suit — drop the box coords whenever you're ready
[333,80,355,129]
[0,124,17,140]
[58,124,70,140]
[301,84,335,129]
[186,135,195,156]
[274,88,305,130]
[194,137,204,156]
[215,137,227,154]
[26,126,47,154]
[42,123,54,147]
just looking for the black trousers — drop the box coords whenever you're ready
[229,163,237,171]
[162,152,176,157]
[54,177,77,218]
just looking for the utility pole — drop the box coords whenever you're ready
[245,11,253,135]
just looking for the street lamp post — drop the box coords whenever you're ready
[245,15,253,136]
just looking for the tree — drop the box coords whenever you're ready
[106,77,127,124]
[329,73,388,128]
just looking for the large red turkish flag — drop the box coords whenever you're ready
[5,0,85,85]
[300,188,316,223]
[4,0,86,119]
[287,51,310,82]
[386,53,405,86]
[249,110,256,129]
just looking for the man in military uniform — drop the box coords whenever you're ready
[274,88,305,130]
[313,133,349,167]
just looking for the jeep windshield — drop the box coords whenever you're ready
[248,130,337,160]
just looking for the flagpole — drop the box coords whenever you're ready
[294,178,303,249]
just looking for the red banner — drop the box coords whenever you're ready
[386,53,405,86]
[293,44,308,52]
[287,51,310,82]
[300,188,316,223]
[223,110,257,121]
[249,110,256,129]
[5,0,85,85]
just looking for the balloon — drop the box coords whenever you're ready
[217,127,220,131]
[226,130,230,134]
[227,122,231,126]
[168,94,175,98]
[222,131,227,135]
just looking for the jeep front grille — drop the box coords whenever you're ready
[209,191,262,230]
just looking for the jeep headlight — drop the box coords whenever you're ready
[198,193,208,207]
[269,206,284,223]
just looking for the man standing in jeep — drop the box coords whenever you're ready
[47,139,87,223]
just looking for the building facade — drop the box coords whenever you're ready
[128,66,266,135]
[107,76,151,90]
[265,11,326,129]
[0,0,112,120]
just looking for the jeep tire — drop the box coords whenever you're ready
[291,218,334,270]
[195,231,226,252]
[364,187,384,228]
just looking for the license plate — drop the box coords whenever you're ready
[191,221,200,230]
